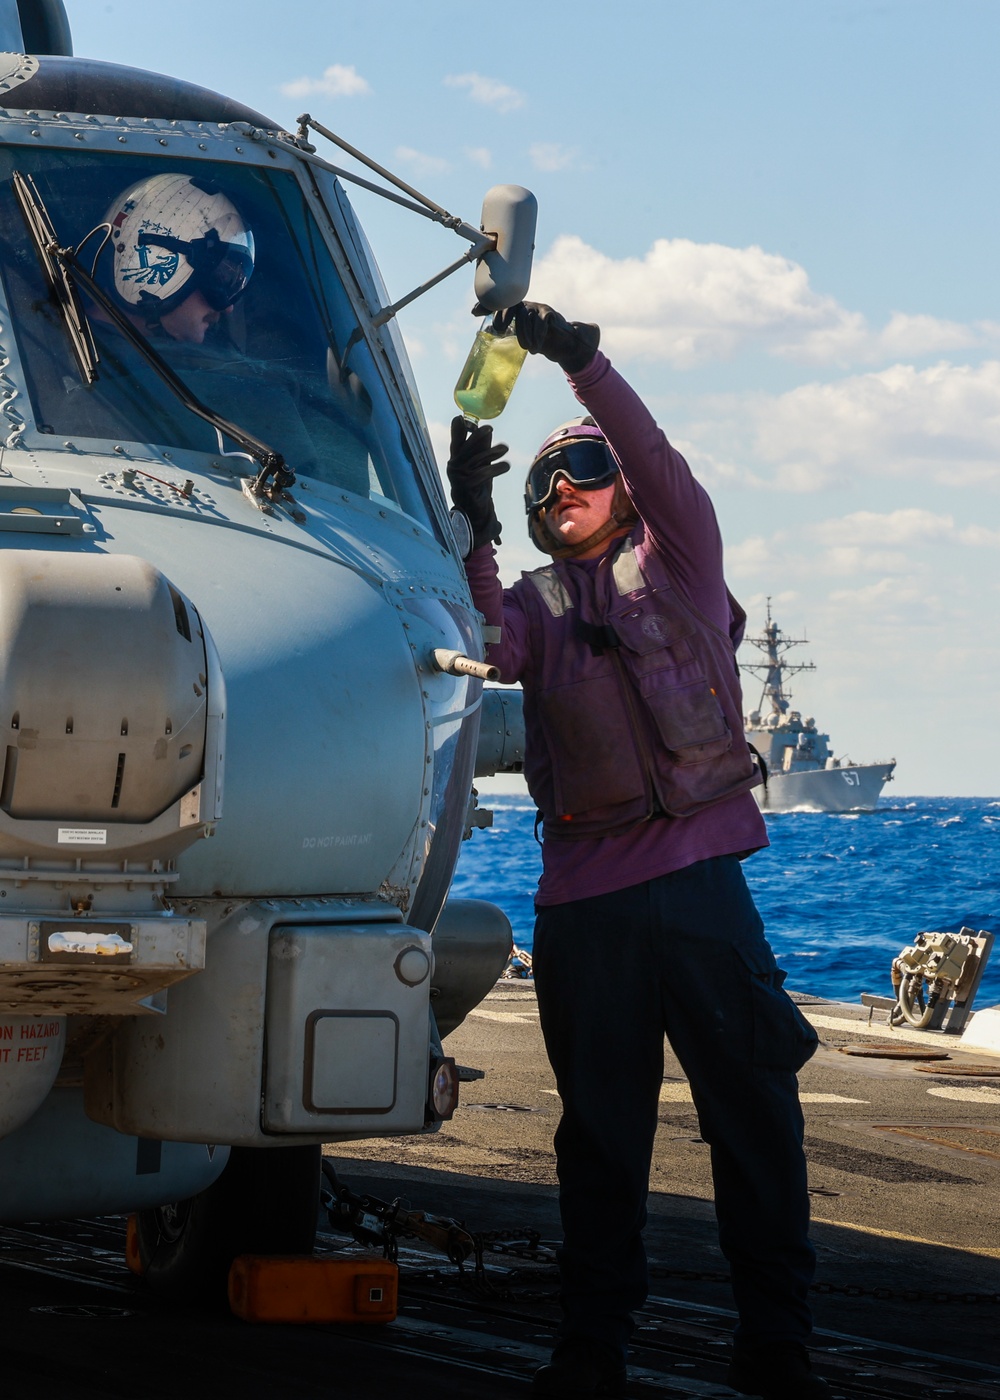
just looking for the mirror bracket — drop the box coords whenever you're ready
[293,115,534,327]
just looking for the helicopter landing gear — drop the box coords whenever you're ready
[135,1144,321,1304]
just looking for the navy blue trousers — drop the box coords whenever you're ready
[532,855,818,1358]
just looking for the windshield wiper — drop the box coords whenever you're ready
[12,169,99,386]
[12,171,295,502]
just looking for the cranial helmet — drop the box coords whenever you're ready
[104,173,254,320]
[525,417,635,557]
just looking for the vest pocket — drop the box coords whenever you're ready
[537,672,647,815]
[609,588,696,661]
[638,670,732,763]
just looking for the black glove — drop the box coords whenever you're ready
[512,301,600,375]
[447,416,510,550]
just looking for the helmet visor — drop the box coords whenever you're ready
[526,438,617,514]
[137,229,255,310]
[196,237,255,310]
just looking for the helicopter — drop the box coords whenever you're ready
[0,0,531,1295]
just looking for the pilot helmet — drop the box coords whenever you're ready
[524,417,635,556]
[104,173,255,321]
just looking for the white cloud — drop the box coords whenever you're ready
[529,234,997,369]
[674,360,1000,494]
[281,64,371,100]
[443,72,525,113]
[809,508,1000,549]
[727,508,1000,583]
[464,146,492,169]
[824,575,926,619]
[394,146,450,178]
[743,360,1000,489]
[529,142,580,172]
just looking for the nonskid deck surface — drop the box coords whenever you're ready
[2,982,998,1397]
[0,1213,997,1399]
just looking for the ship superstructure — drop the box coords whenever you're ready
[741,601,895,812]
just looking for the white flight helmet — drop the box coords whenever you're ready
[104,173,254,320]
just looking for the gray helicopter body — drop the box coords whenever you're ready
[0,2,518,1239]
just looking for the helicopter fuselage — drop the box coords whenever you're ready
[0,48,508,1222]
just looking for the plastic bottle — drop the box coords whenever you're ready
[453,320,527,421]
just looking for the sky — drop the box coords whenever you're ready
[64,0,1000,795]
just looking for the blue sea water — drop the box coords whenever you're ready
[450,795,1000,1007]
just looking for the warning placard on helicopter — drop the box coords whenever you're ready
[57,828,108,845]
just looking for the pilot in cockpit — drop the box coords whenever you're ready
[8,163,374,496]
[95,172,255,345]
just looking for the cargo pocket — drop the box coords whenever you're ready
[734,944,818,1072]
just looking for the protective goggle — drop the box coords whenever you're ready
[138,227,255,311]
[525,437,618,515]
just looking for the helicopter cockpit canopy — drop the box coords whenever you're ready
[0,144,435,527]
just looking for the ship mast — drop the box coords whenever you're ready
[740,598,815,717]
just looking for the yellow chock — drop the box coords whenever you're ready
[228,1254,398,1324]
[124,1214,143,1275]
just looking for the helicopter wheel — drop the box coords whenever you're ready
[135,1143,321,1304]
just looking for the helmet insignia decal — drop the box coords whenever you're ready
[120,224,179,288]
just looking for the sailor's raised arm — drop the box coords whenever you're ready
[511,302,726,617]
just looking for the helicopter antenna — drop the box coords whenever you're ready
[740,597,815,717]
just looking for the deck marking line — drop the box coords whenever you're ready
[926,1084,1000,1103]
[799,1093,869,1103]
[804,1011,1000,1060]
[645,1294,1000,1373]
[809,1215,1000,1259]
[468,1009,539,1024]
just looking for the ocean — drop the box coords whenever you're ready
[450,795,1000,1008]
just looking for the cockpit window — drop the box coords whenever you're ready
[0,148,436,526]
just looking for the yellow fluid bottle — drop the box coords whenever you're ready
[453,322,527,421]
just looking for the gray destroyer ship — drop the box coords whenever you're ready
[740,602,895,812]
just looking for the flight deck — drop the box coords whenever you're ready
[1,981,998,1399]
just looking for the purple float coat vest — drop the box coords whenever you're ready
[464,350,768,899]
[518,533,760,841]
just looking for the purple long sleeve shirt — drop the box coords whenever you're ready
[466,351,767,906]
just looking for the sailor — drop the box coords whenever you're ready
[447,302,829,1400]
